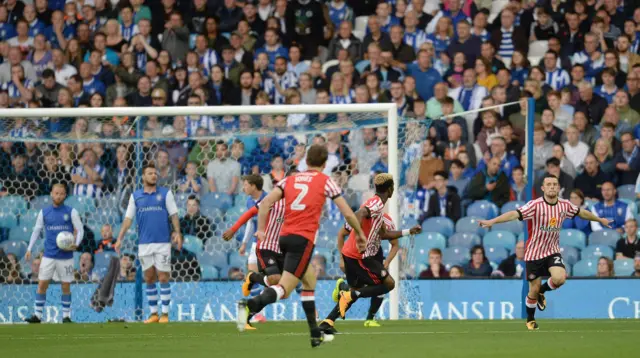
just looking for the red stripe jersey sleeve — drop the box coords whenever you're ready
[324,176,342,200]
[517,199,538,221]
[275,177,287,193]
[365,196,385,218]
[564,200,580,218]
[383,214,396,231]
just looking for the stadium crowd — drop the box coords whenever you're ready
[2,0,640,284]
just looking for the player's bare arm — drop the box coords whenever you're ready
[114,217,133,253]
[334,196,367,252]
[170,213,183,250]
[379,225,422,240]
[384,239,400,270]
[577,209,613,227]
[337,226,349,273]
[256,187,283,240]
[478,211,520,228]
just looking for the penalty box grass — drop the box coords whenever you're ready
[0,320,637,358]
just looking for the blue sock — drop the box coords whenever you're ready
[250,286,262,298]
[146,283,158,315]
[62,294,71,319]
[160,283,171,315]
[35,293,46,319]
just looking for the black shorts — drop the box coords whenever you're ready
[256,249,285,277]
[342,255,389,289]
[279,234,315,279]
[525,253,566,281]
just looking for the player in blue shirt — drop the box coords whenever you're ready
[115,162,182,324]
[24,184,84,323]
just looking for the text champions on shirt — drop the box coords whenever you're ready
[138,206,165,213]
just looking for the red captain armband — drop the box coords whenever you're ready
[230,206,259,233]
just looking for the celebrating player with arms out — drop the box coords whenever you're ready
[24,184,84,323]
[114,162,183,324]
[320,174,421,334]
[478,174,612,330]
[237,144,366,348]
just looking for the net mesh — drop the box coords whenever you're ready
[0,109,434,323]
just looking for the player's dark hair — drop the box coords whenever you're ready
[450,159,464,169]
[434,171,448,180]
[545,157,561,167]
[142,161,156,174]
[512,165,524,173]
[306,144,328,167]
[441,96,454,106]
[542,173,559,184]
[187,194,200,205]
[242,174,264,191]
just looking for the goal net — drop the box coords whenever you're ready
[0,103,439,323]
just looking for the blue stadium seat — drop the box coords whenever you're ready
[174,192,191,210]
[447,232,481,249]
[617,184,636,200]
[201,193,233,211]
[30,195,52,211]
[485,246,509,263]
[315,234,338,250]
[94,251,118,270]
[20,209,40,227]
[320,219,344,239]
[518,232,525,242]
[87,209,122,228]
[198,251,228,269]
[501,201,526,214]
[234,194,250,208]
[560,246,580,266]
[183,235,204,255]
[492,220,524,235]
[0,196,28,215]
[201,265,220,280]
[442,247,469,267]
[65,195,97,215]
[0,212,18,229]
[483,231,517,251]
[313,248,333,263]
[466,200,499,220]
[0,240,27,257]
[619,198,638,215]
[560,229,587,249]
[614,259,635,276]
[414,232,447,253]
[228,251,244,269]
[588,229,620,248]
[455,216,486,236]
[582,245,614,259]
[9,226,33,242]
[572,259,598,277]
[401,216,418,229]
[97,195,121,210]
[73,251,83,270]
[422,217,454,237]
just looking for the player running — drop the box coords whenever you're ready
[24,184,84,323]
[223,181,287,330]
[114,162,183,324]
[478,174,612,330]
[321,174,421,332]
[237,144,367,348]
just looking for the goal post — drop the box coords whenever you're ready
[0,103,415,322]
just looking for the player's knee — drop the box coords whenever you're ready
[383,276,395,292]
[552,275,566,287]
[267,275,281,286]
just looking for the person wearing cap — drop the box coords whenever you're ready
[35,68,63,107]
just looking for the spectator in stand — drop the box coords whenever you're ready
[417,170,461,224]
[491,8,528,61]
[370,140,389,176]
[534,157,573,199]
[614,92,640,128]
[447,19,481,65]
[499,121,523,158]
[616,219,640,259]
[449,265,464,278]
[634,253,640,277]
[563,124,590,173]
[540,109,563,145]
[180,195,214,244]
[510,165,526,201]
[436,122,475,169]
[75,252,98,282]
[419,248,449,278]
[627,71,640,113]
[475,109,500,155]
[71,148,105,198]
[596,257,614,278]
[448,159,470,197]
[575,154,610,202]
[154,149,177,188]
[562,189,592,236]
[552,144,577,179]
[591,182,634,233]
[531,123,554,172]
[449,68,488,113]
[476,136,520,181]
[177,161,205,195]
[95,224,116,253]
[328,20,362,62]
[118,254,136,282]
[594,68,619,104]
[495,240,525,278]
[407,49,442,102]
[575,81,608,125]
[162,12,190,65]
[547,90,573,130]
[469,155,509,206]
[311,254,328,279]
[417,138,444,190]
[463,245,492,277]
[593,137,616,176]
[207,140,240,195]
[614,132,640,185]
[255,28,288,70]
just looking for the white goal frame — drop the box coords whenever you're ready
[0,103,402,320]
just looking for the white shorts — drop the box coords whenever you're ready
[39,257,74,283]
[139,243,172,272]
[248,243,257,266]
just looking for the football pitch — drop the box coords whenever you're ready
[1,320,637,358]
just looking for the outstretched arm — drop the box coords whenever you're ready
[380,225,421,240]
[223,206,259,241]
[478,210,520,228]
[577,208,612,228]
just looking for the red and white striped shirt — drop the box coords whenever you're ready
[342,196,386,259]
[257,199,285,253]
[517,197,580,261]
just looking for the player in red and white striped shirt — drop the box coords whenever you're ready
[479,174,611,330]
[223,198,286,294]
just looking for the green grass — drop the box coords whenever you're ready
[1,320,638,358]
